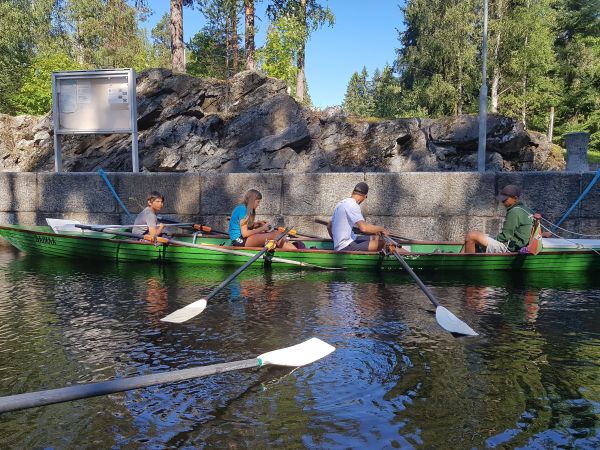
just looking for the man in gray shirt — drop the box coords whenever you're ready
[132,191,166,236]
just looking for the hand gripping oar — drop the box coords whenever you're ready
[276,227,323,240]
[382,235,478,337]
[0,338,335,414]
[75,225,343,272]
[160,227,293,323]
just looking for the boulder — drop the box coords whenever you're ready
[0,69,566,173]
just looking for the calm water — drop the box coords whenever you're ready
[0,247,599,449]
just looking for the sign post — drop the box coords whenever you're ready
[51,69,138,172]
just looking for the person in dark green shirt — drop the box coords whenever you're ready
[462,185,533,253]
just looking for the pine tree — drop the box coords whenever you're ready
[553,0,600,152]
[372,64,402,119]
[396,0,479,117]
[343,67,372,116]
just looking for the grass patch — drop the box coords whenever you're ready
[588,150,600,164]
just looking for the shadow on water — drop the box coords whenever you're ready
[0,248,599,449]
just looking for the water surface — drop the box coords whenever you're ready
[0,248,598,449]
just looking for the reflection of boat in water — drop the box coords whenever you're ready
[1,224,599,273]
[3,246,598,292]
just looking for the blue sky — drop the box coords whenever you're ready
[144,1,405,109]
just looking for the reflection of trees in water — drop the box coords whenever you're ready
[2,249,599,448]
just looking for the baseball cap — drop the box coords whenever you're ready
[353,182,369,195]
[496,184,521,201]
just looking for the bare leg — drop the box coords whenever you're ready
[368,235,384,252]
[245,230,297,251]
[463,231,488,253]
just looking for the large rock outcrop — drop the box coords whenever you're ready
[0,69,564,173]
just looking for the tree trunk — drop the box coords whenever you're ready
[170,0,185,73]
[521,34,528,127]
[490,29,501,113]
[231,2,238,73]
[296,0,307,103]
[491,66,500,112]
[225,14,230,77]
[244,0,255,70]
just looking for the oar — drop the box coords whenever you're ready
[0,338,335,414]
[313,218,412,243]
[75,225,343,271]
[382,235,478,337]
[160,227,293,323]
[97,168,134,222]
[157,215,229,236]
[91,223,197,230]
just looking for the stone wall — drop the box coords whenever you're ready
[1,172,598,241]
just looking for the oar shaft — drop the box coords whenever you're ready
[205,248,269,301]
[0,359,257,414]
[392,249,440,308]
[382,235,440,307]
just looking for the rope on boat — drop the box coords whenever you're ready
[539,221,600,256]
[539,217,600,238]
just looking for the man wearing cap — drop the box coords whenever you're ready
[462,184,533,253]
[327,182,393,252]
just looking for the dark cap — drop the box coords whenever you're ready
[353,182,369,195]
[496,184,521,201]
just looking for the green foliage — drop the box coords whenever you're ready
[188,0,244,78]
[0,1,35,113]
[150,13,171,68]
[66,0,154,70]
[187,29,228,79]
[12,50,81,115]
[553,0,600,152]
[490,0,560,131]
[256,15,306,94]
[396,0,479,117]
[343,67,372,116]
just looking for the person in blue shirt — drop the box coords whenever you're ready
[229,189,297,250]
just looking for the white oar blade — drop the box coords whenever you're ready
[436,306,478,336]
[257,337,335,367]
[160,299,208,324]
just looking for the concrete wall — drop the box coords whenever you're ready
[1,172,598,241]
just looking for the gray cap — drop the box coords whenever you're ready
[496,184,521,201]
[353,182,369,195]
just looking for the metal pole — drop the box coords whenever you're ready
[477,0,489,172]
[129,69,139,173]
[51,73,63,173]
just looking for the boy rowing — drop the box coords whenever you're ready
[132,191,166,237]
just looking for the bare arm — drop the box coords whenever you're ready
[240,218,269,238]
[355,220,387,235]
[148,223,165,236]
[326,220,333,238]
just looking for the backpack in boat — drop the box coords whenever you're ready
[520,213,543,255]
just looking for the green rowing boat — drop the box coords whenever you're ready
[1,224,599,272]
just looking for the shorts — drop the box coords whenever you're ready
[231,237,245,247]
[485,236,509,253]
[341,236,371,251]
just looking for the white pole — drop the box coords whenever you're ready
[477,0,489,172]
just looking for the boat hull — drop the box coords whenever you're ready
[1,225,599,272]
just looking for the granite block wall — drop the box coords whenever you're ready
[1,171,598,241]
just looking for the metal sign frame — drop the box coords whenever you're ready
[51,68,139,172]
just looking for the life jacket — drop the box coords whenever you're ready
[521,213,543,255]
